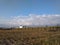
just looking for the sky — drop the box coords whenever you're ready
[0,0,60,27]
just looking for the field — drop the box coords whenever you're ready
[0,26,60,45]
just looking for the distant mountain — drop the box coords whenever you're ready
[0,24,10,28]
[0,23,60,28]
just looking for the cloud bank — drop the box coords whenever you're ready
[7,14,60,27]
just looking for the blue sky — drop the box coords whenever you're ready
[0,0,60,17]
[0,0,60,27]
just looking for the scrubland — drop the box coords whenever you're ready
[0,26,60,45]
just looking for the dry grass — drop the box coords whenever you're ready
[0,26,60,45]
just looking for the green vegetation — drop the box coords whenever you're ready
[0,26,60,45]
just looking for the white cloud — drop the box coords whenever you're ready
[8,14,60,27]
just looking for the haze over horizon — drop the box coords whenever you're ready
[0,0,60,27]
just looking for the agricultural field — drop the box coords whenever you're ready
[0,26,60,45]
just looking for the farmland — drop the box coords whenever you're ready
[0,26,60,45]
